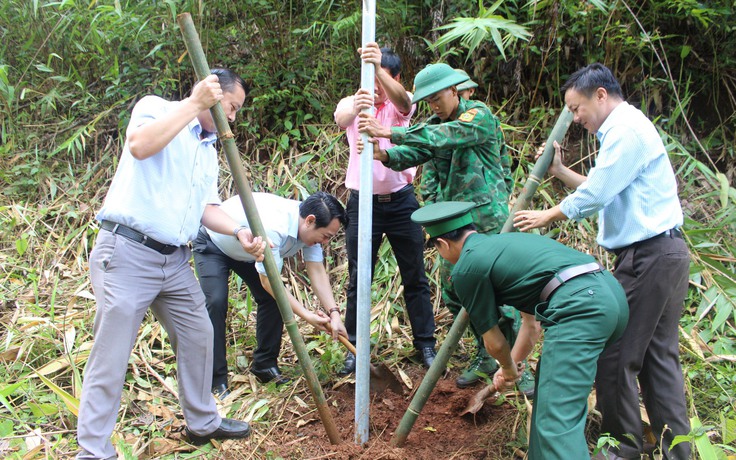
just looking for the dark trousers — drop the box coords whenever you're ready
[192,228,283,387]
[344,187,435,350]
[596,234,691,459]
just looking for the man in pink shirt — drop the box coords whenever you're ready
[334,43,436,374]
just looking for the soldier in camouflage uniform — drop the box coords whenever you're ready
[358,63,535,395]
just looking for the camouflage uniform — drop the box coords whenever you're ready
[387,97,510,232]
[384,97,519,349]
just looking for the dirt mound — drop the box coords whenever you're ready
[262,367,529,459]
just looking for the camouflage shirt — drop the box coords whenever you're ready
[386,98,511,233]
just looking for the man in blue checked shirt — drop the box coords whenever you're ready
[514,63,690,460]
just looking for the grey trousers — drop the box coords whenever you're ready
[596,234,691,459]
[76,230,221,459]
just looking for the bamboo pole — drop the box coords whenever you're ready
[177,13,341,445]
[501,107,573,233]
[355,0,376,446]
[390,106,574,447]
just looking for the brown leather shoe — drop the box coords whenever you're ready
[185,418,251,445]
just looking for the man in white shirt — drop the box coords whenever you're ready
[77,69,265,459]
[193,192,348,394]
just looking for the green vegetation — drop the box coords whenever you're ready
[1,0,734,458]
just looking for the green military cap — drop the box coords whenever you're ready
[411,201,476,237]
[412,63,469,104]
[454,69,478,91]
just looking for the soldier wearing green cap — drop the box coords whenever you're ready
[454,68,478,100]
[411,201,629,460]
[357,62,526,392]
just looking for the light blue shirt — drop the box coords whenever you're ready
[559,102,683,250]
[207,193,323,274]
[97,96,221,246]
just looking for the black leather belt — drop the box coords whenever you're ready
[540,262,603,302]
[100,220,181,255]
[612,227,683,256]
[350,184,413,203]
[660,228,683,239]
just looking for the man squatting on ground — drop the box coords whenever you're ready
[515,63,691,459]
[193,192,348,395]
[412,201,628,460]
[358,63,535,393]
[77,69,267,459]
[334,42,437,373]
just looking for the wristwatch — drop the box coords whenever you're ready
[233,226,247,238]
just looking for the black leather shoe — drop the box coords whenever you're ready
[250,366,290,385]
[211,383,230,399]
[419,347,437,368]
[338,351,356,376]
[185,418,251,445]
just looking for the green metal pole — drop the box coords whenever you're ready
[177,13,341,445]
[390,106,574,447]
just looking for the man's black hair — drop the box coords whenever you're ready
[299,192,347,228]
[380,47,402,78]
[211,68,249,96]
[427,223,477,248]
[561,63,623,99]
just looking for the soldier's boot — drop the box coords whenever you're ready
[516,363,535,399]
[456,348,498,388]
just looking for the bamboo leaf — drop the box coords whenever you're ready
[722,415,736,444]
[63,326,76,355]
[0,382,23,397]
[711,295,733,332]
[35,374,79,417]
[0,419,13,437]
[688,417,720,460]
[432,16,531,58]
[0,393,18,419]
[716,173,730,209]
[588,0,610,12]
[34,63,53,73]
[15,235,29,256]
[696,287,718,323]
[245,399,270,422]
[34,352,89,377]
[397,368,413,389]
[27,402,60,417]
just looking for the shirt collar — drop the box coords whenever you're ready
[596,101,629,140]
[187,116,218,144]
[289,210,303,243]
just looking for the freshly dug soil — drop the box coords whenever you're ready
[259,366,530,460]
